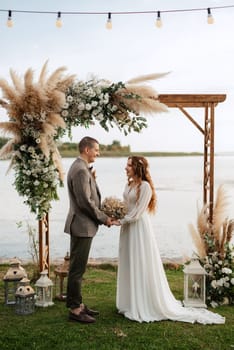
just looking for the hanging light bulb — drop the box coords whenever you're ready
[56,11,62,28]
[6,10,13,28]
[155,11,162,28]
[106,12,112,30]
[207,8,214,24]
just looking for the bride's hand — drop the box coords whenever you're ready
[111,219,121,226]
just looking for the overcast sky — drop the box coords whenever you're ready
[0,0,234,152]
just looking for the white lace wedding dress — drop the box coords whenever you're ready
[116,181,225,324]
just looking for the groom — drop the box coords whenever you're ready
[64,136,112,323]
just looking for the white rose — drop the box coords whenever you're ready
[34,180,40,186]
[210,301,218,308]
[96,113,104,121]
[91,101,98,107]
[61,110,69,117]
[112,105,118,112]
[222,267,232,274]
[85,103,92,111]
[66,95,73,102]
[78,102,85,111]
[211,280,217,289]
[217,278,224,287]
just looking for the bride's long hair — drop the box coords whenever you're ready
[128,156,156,213]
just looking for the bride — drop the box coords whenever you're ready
[113,156,225,324]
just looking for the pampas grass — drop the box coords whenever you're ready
[188,223,207,258]
[189,185,234,257]
[126,72,170,84]
[0,61,75,176]
[212,185,230,243]
[115,74,169,116]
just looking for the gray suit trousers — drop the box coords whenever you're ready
[66,235,93,309]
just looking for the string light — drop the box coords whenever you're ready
[0,4,233,28]
[207,8,214,24]
[6,10,13,28]
[106,12,112,30]
[155,11,162,28]
[56,11,62,28]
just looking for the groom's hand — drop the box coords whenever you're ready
[111,219,121,226]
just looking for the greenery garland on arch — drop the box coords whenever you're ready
[0,61,168,219]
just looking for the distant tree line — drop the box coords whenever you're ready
[58,139,130,153]
[0,137,130,154]
[0,137,202,157]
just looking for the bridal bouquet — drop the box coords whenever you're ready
[101,196,127,219]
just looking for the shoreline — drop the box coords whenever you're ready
[0,256,184,267]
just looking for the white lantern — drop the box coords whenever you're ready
[15,278,35,315]
[35,270,54,307]
[3,258,27,305]
[183,258,207,308]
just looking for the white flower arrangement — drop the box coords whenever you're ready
[0,63,167,220]
[60,79,148,138]
[101,196,127,219]
[13,144,61,219]
[200,245,234,307]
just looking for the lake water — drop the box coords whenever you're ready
[0,156,234,262]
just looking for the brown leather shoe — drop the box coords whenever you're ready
[68,311,96,323]
[83,305,99,316]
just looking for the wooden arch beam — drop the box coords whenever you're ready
[158,93,226,224]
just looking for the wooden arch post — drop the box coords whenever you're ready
[38,213,50,274]
[159,94,226,223]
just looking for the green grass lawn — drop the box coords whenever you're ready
[0,264,233,350]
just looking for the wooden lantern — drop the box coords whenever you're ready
[54,252,70,301]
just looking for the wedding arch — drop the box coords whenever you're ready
[0,62,226,272]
